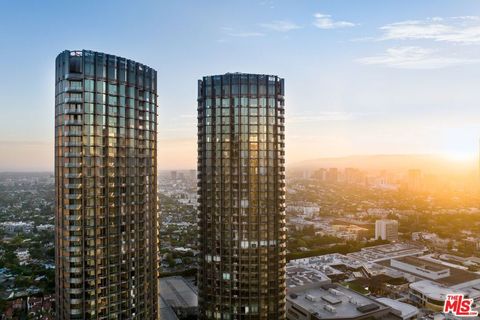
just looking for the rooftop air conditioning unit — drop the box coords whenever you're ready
[324,304,336,313]
[329,288,341,296]
[305,294,320,302]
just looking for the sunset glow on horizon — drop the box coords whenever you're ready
[1,0,480,172]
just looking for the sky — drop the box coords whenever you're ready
[1,0,480,171]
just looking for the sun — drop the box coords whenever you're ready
[441,151,476,163]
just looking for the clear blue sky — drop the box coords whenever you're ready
[1,0,480,170]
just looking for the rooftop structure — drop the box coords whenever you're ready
[293,253,364,269]
[347,243,427,263]
[376,298,419,320]
[392,256,450,280]
[159,296,179,320]
[409,280,480,312]
[382,256,480,288]
[378,256,480,313]
[286,264,331,289]
[286,283,391,320]
[159,276,198,309]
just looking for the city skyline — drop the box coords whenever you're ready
[1,0,480,171]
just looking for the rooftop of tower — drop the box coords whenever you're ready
[202,72,283,78]
[57,49,156,70]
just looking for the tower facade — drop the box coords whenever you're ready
[197,73,287,319]
[55,50,158,319]
[375,219,399,241]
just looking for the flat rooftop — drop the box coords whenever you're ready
[291,253,364,269]
[286,264,331,289]
[376,298,419,319]
[347,243,427,263]
[287,283,390,319]
[410,280,459,301]
[159,276,198,309]
[395,256,448,272]
[380,257,480,287]
[159,296,179,320]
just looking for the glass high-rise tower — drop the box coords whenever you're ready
[197,73,287,319]
[55,50,158,319]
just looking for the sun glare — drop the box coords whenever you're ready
[441,151,476,163]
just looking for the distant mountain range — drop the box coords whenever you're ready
[289,154,476,175]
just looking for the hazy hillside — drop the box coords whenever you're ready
[289,154,476,175]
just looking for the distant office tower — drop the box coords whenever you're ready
[314,168,327,181]
[407,169,422,192]
[375,220,399,241]
[197,73,287,319]
[345,167,363,184]
[326,168,338,183]
[55,50,158,319]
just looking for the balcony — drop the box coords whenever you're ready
[65,183,82,189]
[65,120,82,126]
[64,97,83,104]
[65,204,82,210]
[65,84,83,92]
[69,267,82,273]
[67,288,82,295]
[64,152,82,157]
[66,216,81,223]
[65,194,82,200]
[64,107,83,115]
[65,162,82,168]
[64,141,82,147]
[65,235,81,242]
[68,274,82,282]
[65,73,83,81]
[64,131,82,137]
[67,257,82,263]
[65,173,82,178]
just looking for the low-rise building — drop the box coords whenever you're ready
[332,224,369,241]
[376,298,418,320]
[14,249,30,265]
[159,276,198,319]
[286,283,392,320]
[286,264,331,290]
[380,255,480,312]
[347,243,427,263]
[391,256,451,280]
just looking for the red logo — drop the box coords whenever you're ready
[443,294,478,317]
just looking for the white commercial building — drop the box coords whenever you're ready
[376,298,419,320]
[375,219,398,241]
[391,257,450,280]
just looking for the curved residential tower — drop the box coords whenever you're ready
[197,73,287,319]
[55,50,158,319]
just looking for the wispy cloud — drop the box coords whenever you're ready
[260,20,302,32]
[313,13,356,29]
[222,27,265,38]
[227,31,265,38]
[379,16,480,44]
[357,46,480,69]
[259,0,275,9]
